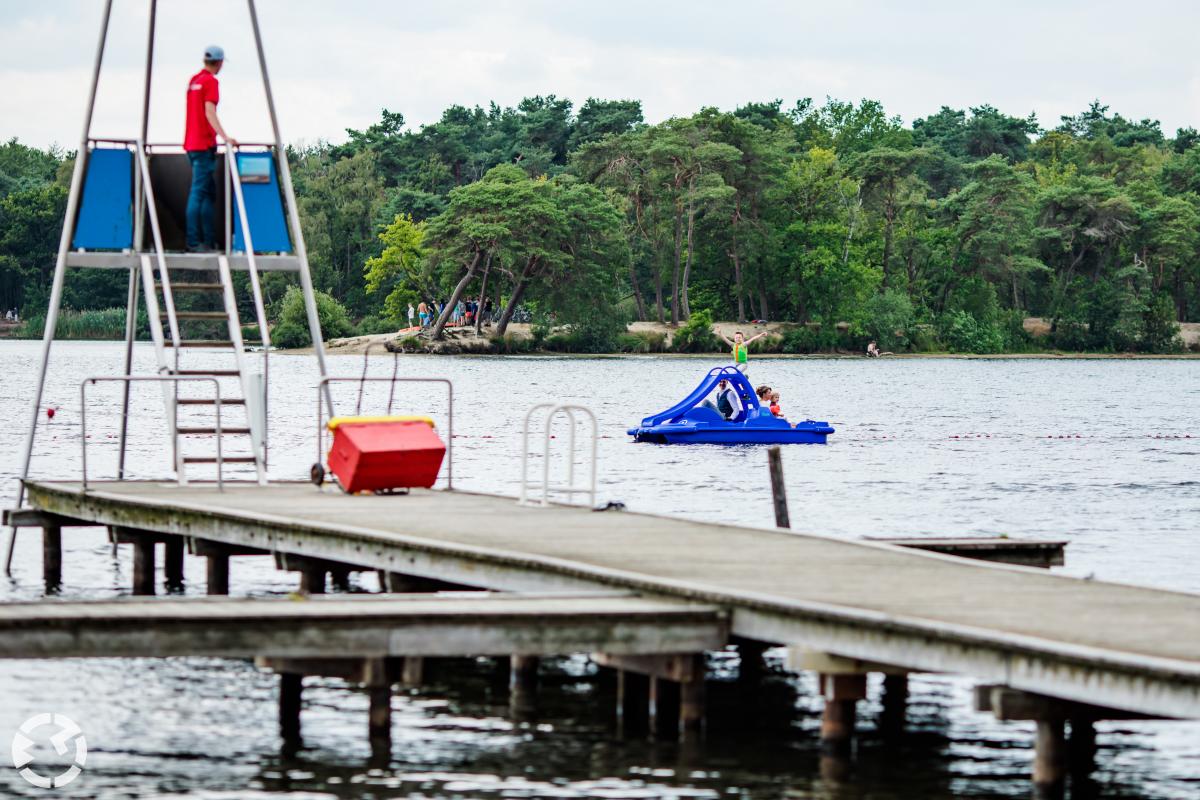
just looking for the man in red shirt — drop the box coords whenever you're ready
[184,45,236,251]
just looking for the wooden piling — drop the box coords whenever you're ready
[298,567,326,595]
[1033,718,1067,799]
[363,657,392,755]
[649,676,680,737]
[617,670,650,732]
[880,673,909,733]
[329,567,351,592]
[736,640,767,688]
[510,655,539,719]
[163,536,184,592]
[767,446,790,528]
[819,673,866,754]
[1068,717,1097,777]
[401,656,424,687]
[279,672,303,744]
[206,554,230,596]
[132,537,155,595]
[42,524,62,591]
[679,664,706,735]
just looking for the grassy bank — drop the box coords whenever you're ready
[4,307,141,340]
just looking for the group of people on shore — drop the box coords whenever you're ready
[3,309,19,324]
[408,299,496,330]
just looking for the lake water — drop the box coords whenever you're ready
[0,341,1197,798]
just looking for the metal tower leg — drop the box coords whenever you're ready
[5,0,115,576]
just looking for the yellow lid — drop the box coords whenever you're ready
[327,415,436,431]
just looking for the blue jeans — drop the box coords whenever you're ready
[186,149,217,249]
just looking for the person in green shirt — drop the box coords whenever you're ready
[718,329,767,373]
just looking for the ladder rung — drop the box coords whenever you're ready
[176,369,241,376]
[158,282,223,292]
[162,311,228,321]
[177,398,245,406]
[177,427,252,435]
[182,456,259,464]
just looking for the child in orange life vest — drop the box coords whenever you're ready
[769,390,782,417]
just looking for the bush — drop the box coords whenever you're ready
[939,310,1005,354]
[671,309,721,353]
[356,314,401,336]
[1140,293,1182,353]
[17,307,143,340]
[616,331,668,353]
[271,286,354,348]
[861,289,914,351]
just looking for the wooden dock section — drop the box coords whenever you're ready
[0,592,725,660]
[15,479,1200,793]
[23,480,1200,715]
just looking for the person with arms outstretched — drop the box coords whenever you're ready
[717,328,767,373]
[184,45,236,252]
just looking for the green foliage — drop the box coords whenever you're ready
[271,286,354,348]
[16,307,142,340]
[671,309,721,352]
[939,311,1006,354]
[616,330,668,353]
[363,214,427,323]
[860,289,913,350]
[3,90,1200,354]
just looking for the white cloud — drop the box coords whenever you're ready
[2,0,1197,149]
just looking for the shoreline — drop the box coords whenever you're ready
[289,333,1200,360]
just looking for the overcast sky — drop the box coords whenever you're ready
[4,0,1198,149]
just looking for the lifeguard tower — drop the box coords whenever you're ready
[13,1,330,520]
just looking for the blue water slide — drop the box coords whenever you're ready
[640,366,751,427]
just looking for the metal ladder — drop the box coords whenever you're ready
[136,141,269,485]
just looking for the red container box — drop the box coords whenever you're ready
[327,417,445,493]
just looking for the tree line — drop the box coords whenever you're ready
[1,94,1198,352]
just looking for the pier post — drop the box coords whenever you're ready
[737,640,768,688]
[1033,718,1067,799]
[279,672,303,747]
[880,673,909,733]
[132,537,155,595]
[649,676,680,737]
[819,673,866,754]
[299,566,326,594]
[329,566,351,592]
[42,523,62,591]
[206,554,230,595]
[363,657,392,760]
[1068,716,1097,778]
[767,446,790,528]
[617,670,650,733]
[401,656,424,688]
[510,655,539,720]
[163,536,184,592]
[678,653,706,736]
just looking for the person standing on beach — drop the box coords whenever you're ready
[407,303,415,328]
[417,301,429,327]
[184,45,236,252]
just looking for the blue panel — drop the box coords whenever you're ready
[72,148,133,250]
[232,153,292,253]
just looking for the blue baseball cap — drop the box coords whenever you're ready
[204,45,225,62]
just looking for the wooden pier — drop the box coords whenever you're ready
[11,479,1200,796]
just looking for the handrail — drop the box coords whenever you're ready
[225,145,272,469]
[81,375,223,491]
[520,403,598,507]
[133,140,180,364]
[316,376,454,489]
